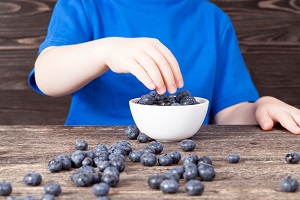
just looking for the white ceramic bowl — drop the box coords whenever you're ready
[129,97,209,142]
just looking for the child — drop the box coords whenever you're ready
[28,0,300,134]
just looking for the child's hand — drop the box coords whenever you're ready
[101,37,184,94]
[255,96,300,134]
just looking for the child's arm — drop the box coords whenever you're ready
[34,37,183,97]
[214,96,300,134]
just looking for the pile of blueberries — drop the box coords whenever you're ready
[136,90,199,106]
[1,125,300,199]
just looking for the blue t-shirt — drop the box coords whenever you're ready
[28,0,259,125]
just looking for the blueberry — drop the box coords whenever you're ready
[140,94,156,105]
[94,156,108,167]
[44,182,61,196]
[75,140,88,151]
[57,154,72,170]
[180,95,196,105]
[162,172,180,183]
[101,174,119,187]
[198,163,215,181]
[175,90,191,102]
[183,163,198,181]
[180,139,196,152]
[285,152,300,164]
[185,179,205,196]
[168,151,181,164]
[108,153,125,161]
[82,157,94,166]
[0,181,12,196]
[155,93,168,101]
[85,150,95,159]
[41,194,55,200]
[96,161,110,172]
[109,158,125,172]
[92,182,110,196]
[169,166,184,179]
[143,146,156,154]
[140,153,157,167]
[48,158,62,173]
[171,102,181,106]
[108,144,126,156]
[147,175,166,189]
[94,151,109,160]
[71,150,85,168]
[23,171,42,186]
[148,141,164,154]
[93,144,109,155]
[116,140,132,155]
[71,171,94,187]
[129,150,144,162]
[198,156,213,166]
[103,166,120,178]
[125,125,140,140]
[137,133,149,143]
[227,153,240,163]
[280,176,299,192]
[160,179,179,194]
[183,153,198,165]
[158,154,173,166]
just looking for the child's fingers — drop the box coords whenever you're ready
[155,41,184,88]
[144,47,177,94]
[277,112,300,134]
[132,50,166,94]
[255,107,274,131]
[125,58,156,91]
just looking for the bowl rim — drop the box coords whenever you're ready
[129,96,209,107]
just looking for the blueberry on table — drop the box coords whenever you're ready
[92,182,110,196]
[137,133,149,143]
[125,125,140,140]
[185,179,205,196]
[48,158,63,173]
[160,179,179,194]
[82,157,94,166]
[198,156,213,166]
[140,152,157,167]
[75,140,88,151]
[180,139,196,152]
[158,154,173,166]
[97,160,111,172]
[148,141,164,154]
[280,176,299,192]
[44,182,61,196]
[101,174,119,187]
[23,171,42,186]
[183,153,199,165]
[103,166,120,178]
[57,154,72,170]
[169,166,184,179]
[227,153,240,163]
[285,152,300,164]
[162,172,180,183]
[109,158,125,172]
[183,163,198,181]
[198,163,215,181]
[168,151,181,164]
[129,150,144,162]
[0,181,12,196]
[71,171,94,187]
[116,140,132,155]
[93,144,109,155]
[148,175,166,189]
[70,150,85,168]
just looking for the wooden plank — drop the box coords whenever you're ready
[0,125,299,199]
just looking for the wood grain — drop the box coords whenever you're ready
[0,0,299,124]
[0,125,299,199]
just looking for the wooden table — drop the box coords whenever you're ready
[0,125,300,199]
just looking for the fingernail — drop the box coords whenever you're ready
[149,82,156,90]
[177,79,184,88]
[158,86,166,94]
[169,85,177,94]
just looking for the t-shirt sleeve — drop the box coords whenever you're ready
[28,0,92,94]
[211,20,260,117]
